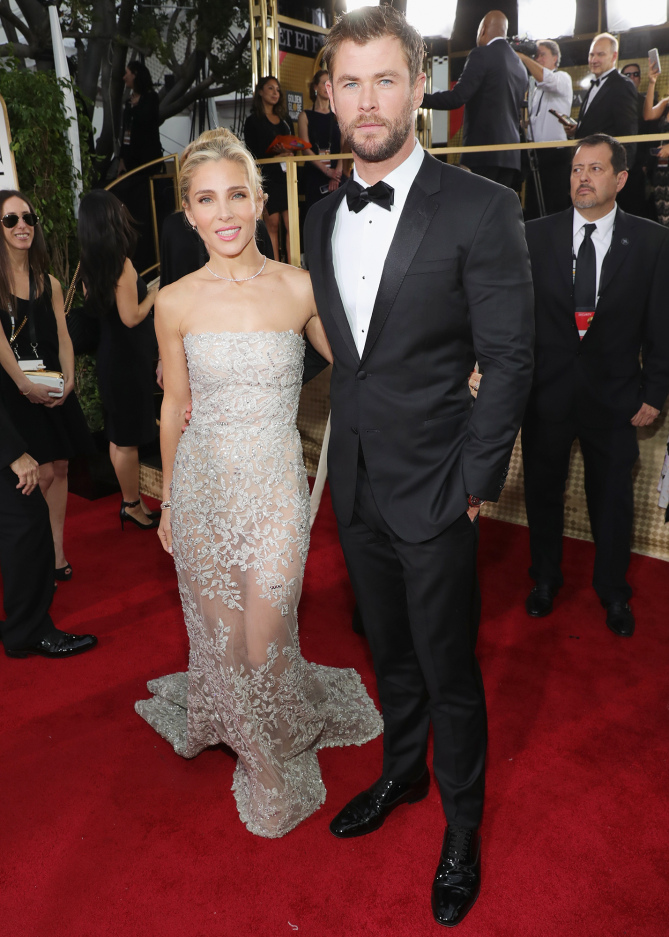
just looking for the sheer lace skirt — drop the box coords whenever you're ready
[136,418,382,838]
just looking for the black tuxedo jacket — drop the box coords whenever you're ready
[576,70,638,163]
[304,153,534,543]
[0,396,27,471]
[525,206,669,427]
[422,40,527,170]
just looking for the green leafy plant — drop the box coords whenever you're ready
[0,58,96,283]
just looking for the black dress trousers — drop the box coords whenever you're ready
[0,467,56,652]
[522,411,638,604]
[336,452,487,829]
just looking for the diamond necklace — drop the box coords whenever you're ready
[205,255,267,282]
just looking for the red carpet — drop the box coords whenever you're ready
[2,486,668,937]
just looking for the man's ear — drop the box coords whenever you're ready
[615,170,629,194]
[326,80,336,116]
[413,72,427,111]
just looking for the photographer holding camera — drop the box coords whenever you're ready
[422,10,527,188]
[516,39,573,215]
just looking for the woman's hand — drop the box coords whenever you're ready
[44,377,74,408]
[23,381,54,405]
[657,144,669,160]
[156,358,164,389]
[157,508,173,554]
[648,59,660,82]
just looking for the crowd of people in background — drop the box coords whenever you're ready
[2,6,669,931]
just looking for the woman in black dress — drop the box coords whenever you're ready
[244,76,294,262]
[0,190,93,580]
[297,70,343,215]
[119,60,163,175]
[77,191,159,530]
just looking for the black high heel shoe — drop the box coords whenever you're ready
[120,499,160,530]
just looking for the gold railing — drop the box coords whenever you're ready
[106,153,181,279]
[258,131,669,266]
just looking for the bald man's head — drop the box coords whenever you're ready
[477,10,508,47]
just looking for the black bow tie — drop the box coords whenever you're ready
[590,77,601,87]
[346,179,395,213]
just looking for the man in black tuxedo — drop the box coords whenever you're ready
[0,398,97,658]
[305,6,534,927]
[523,134,669,637]
[572,34,638,169]
[422,9,527,188]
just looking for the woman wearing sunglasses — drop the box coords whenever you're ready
[77,190,159,530]
[0,189,93,581]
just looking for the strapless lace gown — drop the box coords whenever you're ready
[135,331,382,838]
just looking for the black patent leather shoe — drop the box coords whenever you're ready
[525,584,555,618]
[329,767,430,838]
[6,629,98,659]
[605,601,635,636]
[432,826,481,928]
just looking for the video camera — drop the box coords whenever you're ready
[508,36,539,57]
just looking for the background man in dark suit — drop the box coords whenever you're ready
[522,133,669,637]
[305,6,534,927]
[0,397,97,658]
[421,9,527,187]
[571,34,638,169]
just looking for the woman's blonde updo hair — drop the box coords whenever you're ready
[179,128,265,208]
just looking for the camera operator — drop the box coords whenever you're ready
[516,39,573,215]
[422,10,527,188]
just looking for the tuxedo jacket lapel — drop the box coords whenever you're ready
[551,208,576,312]
[319,183,360,364]
[598,207,633,300]
[360,154,441,364]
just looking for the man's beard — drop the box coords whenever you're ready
[341,100,414,163]
[573,187,597,210]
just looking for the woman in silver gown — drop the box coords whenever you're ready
[135,132,382,838]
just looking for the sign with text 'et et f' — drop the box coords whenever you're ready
[279,24,326,59]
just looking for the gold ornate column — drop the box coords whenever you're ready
[249,0,279,87]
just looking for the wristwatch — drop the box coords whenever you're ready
[467,494,486,508]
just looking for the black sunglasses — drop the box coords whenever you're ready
[624,70,641,78]
[2,212,39,228]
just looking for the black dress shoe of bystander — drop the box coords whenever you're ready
[5,629,98,659]
[525,584,555,617]
[431,825,481,927]
[605,600,635,636]
[329,767,430,838]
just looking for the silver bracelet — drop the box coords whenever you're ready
[160,500,171,510]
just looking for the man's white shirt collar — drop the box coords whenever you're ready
[353,138,425,204]
[573,203,617,242]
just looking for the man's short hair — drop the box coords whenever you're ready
[591,32,618,54]
[573,133,628,174]
[323,5,426,86]
[537,40,561,66]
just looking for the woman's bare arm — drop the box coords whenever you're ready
[155,285,192,553]
[46,275,75,408]
[116,257,159,328]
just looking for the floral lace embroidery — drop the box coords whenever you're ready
[135,331,382,838]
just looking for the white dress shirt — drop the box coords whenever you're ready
[582,67,616,113]
[332,140,425,355]
[573,204,617,303]
[528,68,573,141]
